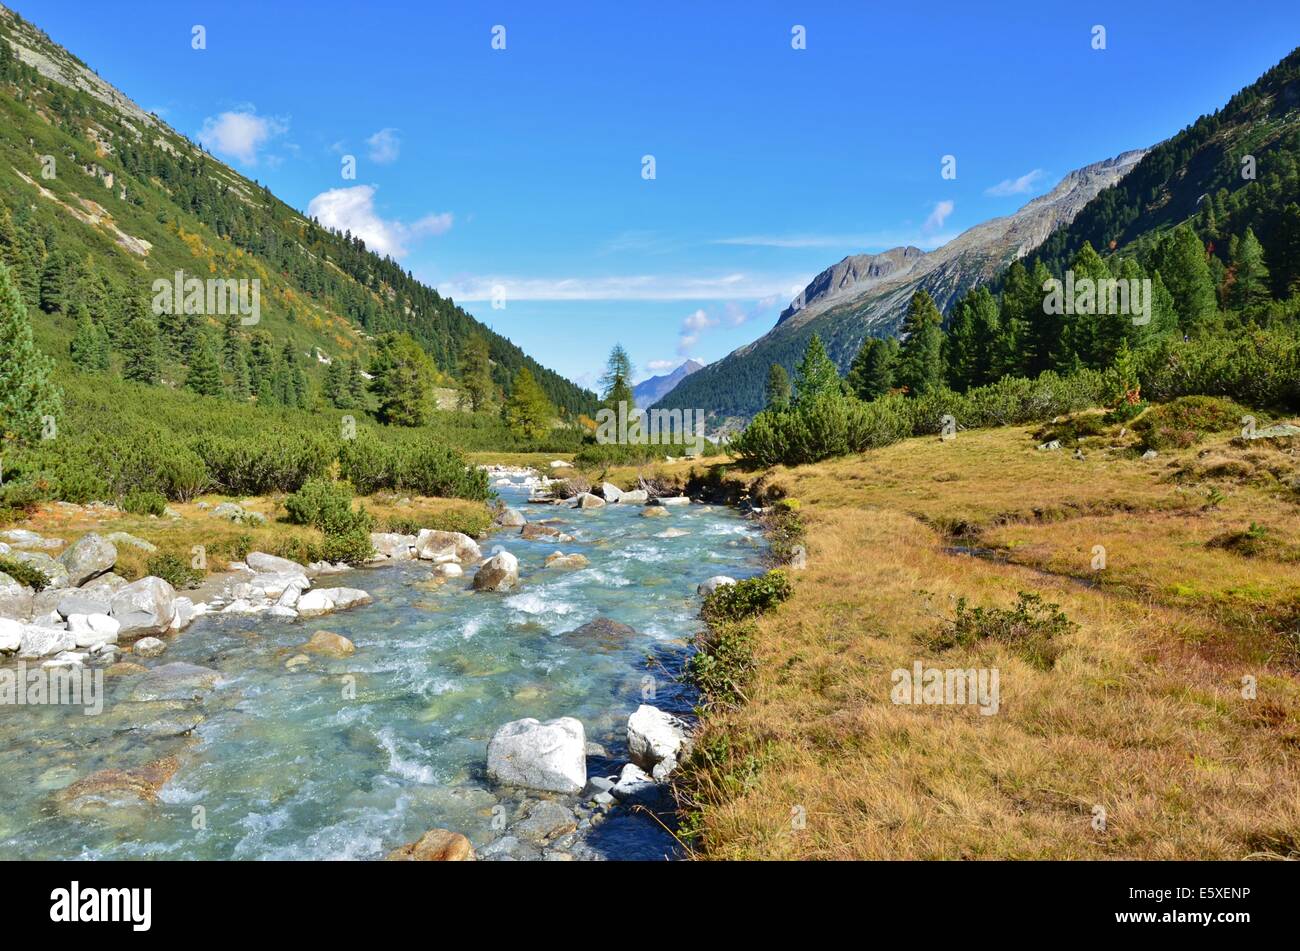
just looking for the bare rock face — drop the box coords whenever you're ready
[472,551,519,592]
[487,716,586,794]
[386,829,475,861]
[58,533,117,587]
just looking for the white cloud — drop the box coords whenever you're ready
[306,185,452,259]
[985,168,1046,197]
[197,108,287,165]
[924,200,955,231]
[434,272,807,302]
[677,308,719,355]
[646,359,678,372]
[366,128,401,164]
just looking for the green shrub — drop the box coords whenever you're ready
[145,552,204,589]
[687,621,757,707]
[0,556,50,591]
[926,591,1075,670]
[1133,395,1252,451]
[337,433,397,495]
[702,570,793,624]
[284,478,373,535]
[193,430,333,495]
[121,489,167,516]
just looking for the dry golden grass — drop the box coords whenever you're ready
[687,424,1300,860]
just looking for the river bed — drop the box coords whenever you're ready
[0,475,766,860]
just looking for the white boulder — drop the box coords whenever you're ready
[296,587,372,618]
[415,529,482,564]
[627,704,690,779]
[697,576,736,597]
[487,716,586,794]
[472,551,519,592]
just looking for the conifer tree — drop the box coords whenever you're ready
[1229,227,1271,312]
[894,291,945,396]
[458,333,494,411]
[765,363,791,410]
[792,334,841,405]
[121,316,162,384]
[846,337,898,401]
[0,262,62,444]
[504,367,555,440]
[1152,225,1217,330]
[185,331,226,397]
[369,332,433,426]
[599,344,635,412]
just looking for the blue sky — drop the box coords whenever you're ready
[14,1,1300,390]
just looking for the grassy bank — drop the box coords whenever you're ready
[678,414,1300,859]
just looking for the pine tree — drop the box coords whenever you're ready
[369,332,433,426]
[0,262,62,444]
[230,346,252,400]
[324,359,347,408]
[942,294,979,390]
[793,334,841,405]
[185,332,226,397]
[1152,225,1217,330]
[845,337,898,401]
[121,316,162,384]
[346,359,367,408]
[69,309,104,373]
[894,291,945,396]
[504,367,555,440]
[39,249,67,314]
[1229,227,1271,312]
[599,344,635,411]
[458,333,494,411]
[765,363,791,410]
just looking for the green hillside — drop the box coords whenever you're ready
[0,6,596,418]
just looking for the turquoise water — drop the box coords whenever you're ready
[0,478,765,860]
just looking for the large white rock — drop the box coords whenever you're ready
[58,533,117,587]
[249,571,309,599]
[245,552,309,575]
[596,482,623,502]
[618,489,649,504]
[697,576,736,597]
[18,624,77,658]
[627,704,690,779]
[0,572,34,621]
[574,493,606,510]
[370,533,416,560]
[296,587,372,618]
[109,576,178,635]
[67,613,120,649]
[414,530,482,564]
[472,551,519,592]
[487,717,586,794]
[0,617,21,653]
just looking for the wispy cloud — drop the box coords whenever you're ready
[307,185,451,258]
[924,200,955,231]
[434,272,808,302]
[646,359,678,372]
[985,168,1046,197]
[197,107,288,165]
[366,128,401,164]
[677,308,718,355]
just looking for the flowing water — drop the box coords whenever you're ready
[0,476,766,860]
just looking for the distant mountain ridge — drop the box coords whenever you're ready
[633,359,703,406]
[656,150,1147,421]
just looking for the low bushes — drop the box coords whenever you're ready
[0,556,50,590]
[336,432,489,501]
[701,570,793,625]
[924,591,1075,671]
[282,478,374,565]
[145,552,204,589]
[1132,395,1252,451]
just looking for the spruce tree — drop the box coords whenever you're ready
[121,316,162,385]
[1152,225,1217,330]
[69,309,103,372]
[185,331,226,397]
[368,332,433,426]
[599,344,635,412]
[846,337,897,401]
[765,363,791,410]
[0,261,62,444]
[1229,227,1271,312]
[894,291,945,396]
[792,334,841,405]
[39,249,66,314]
